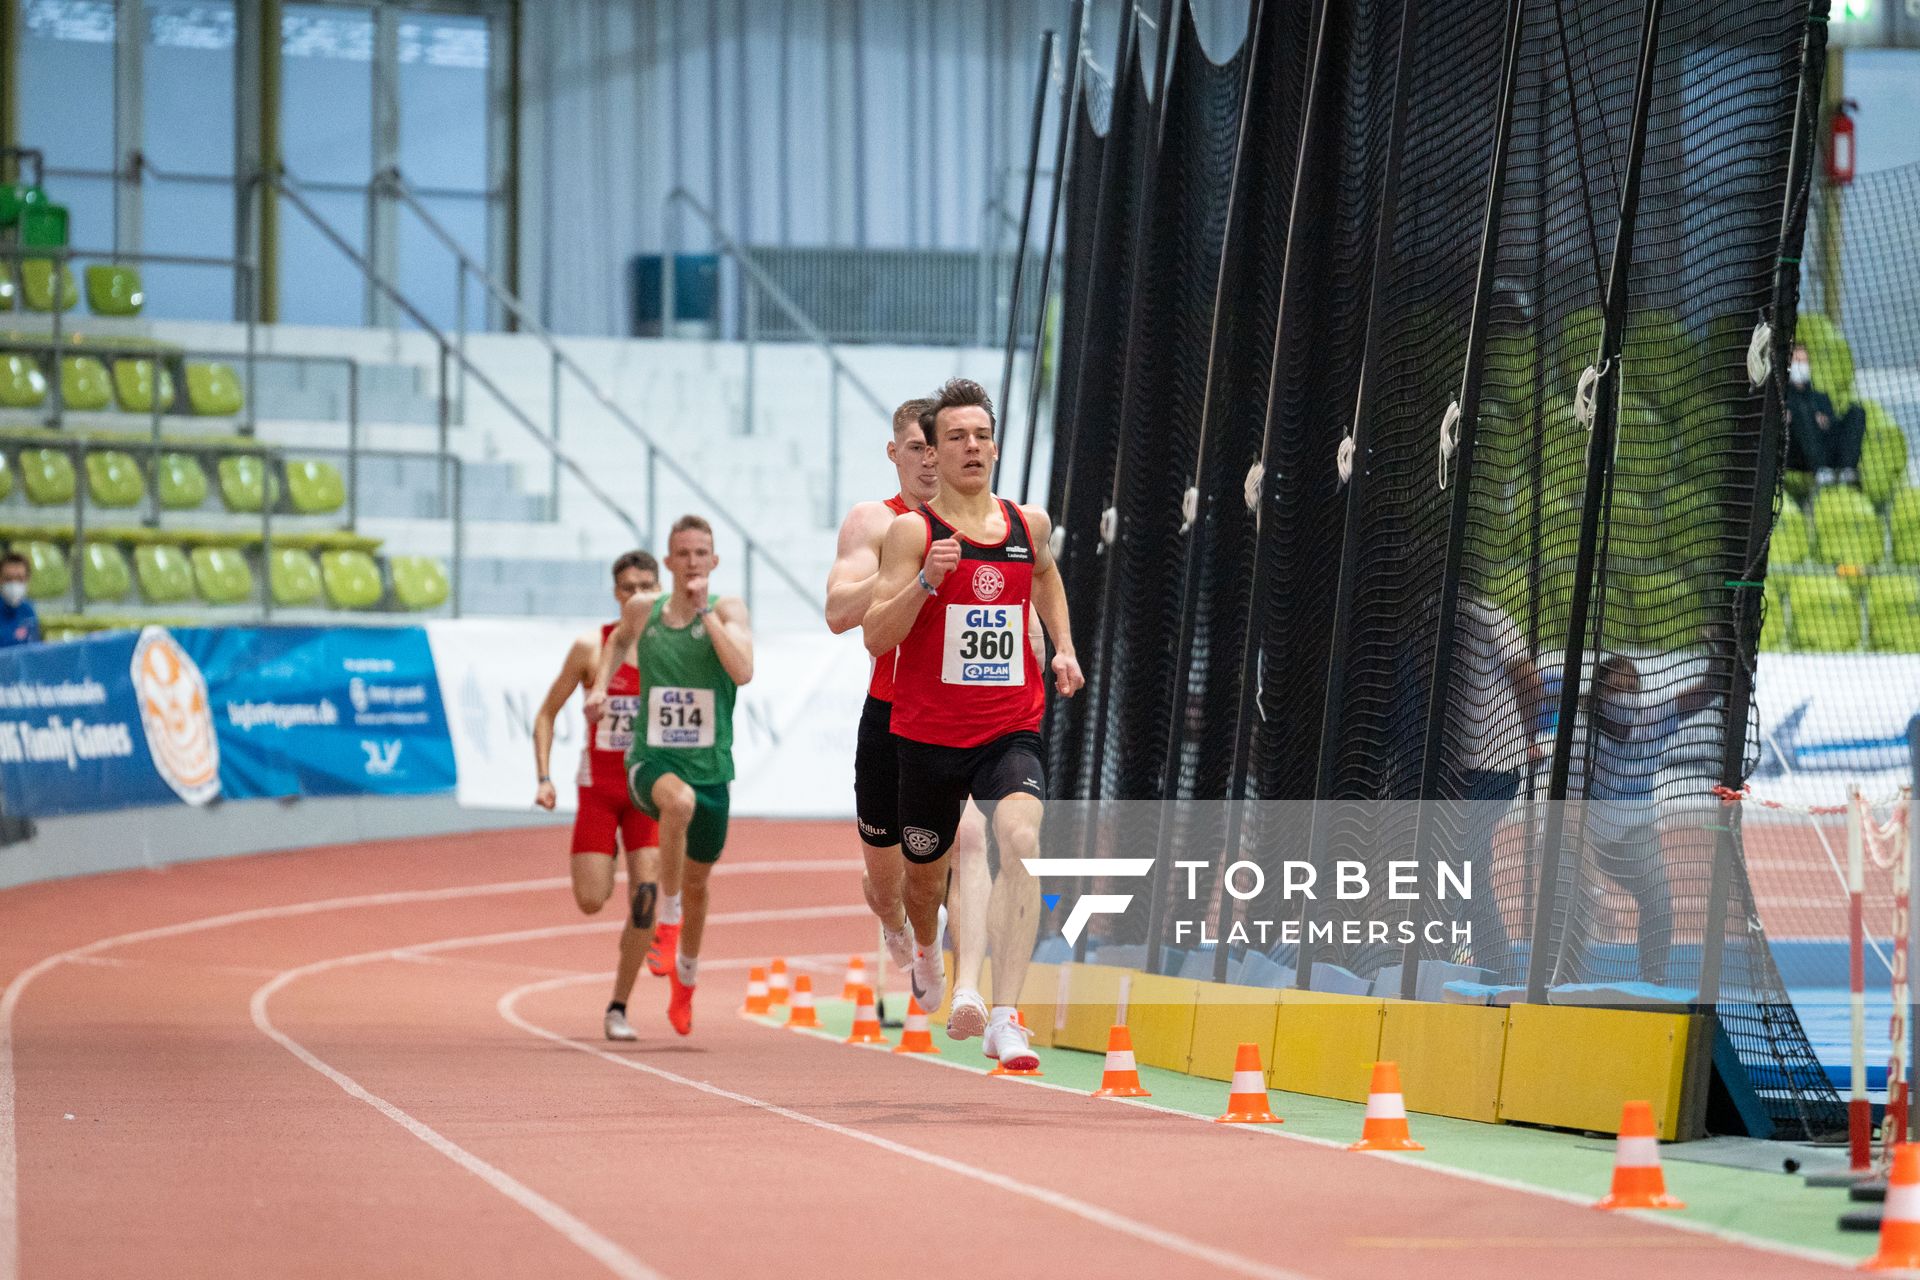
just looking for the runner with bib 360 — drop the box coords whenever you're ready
[862,378,1084,1073]
[586,514,753,1038]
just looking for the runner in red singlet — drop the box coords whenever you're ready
[863,378,1083,1071]
[533,550,680,1041]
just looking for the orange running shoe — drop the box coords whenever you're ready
[667,970,695,1036]
[647,921,680,977]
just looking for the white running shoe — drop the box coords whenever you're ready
[946,987,988,1041]
[983,1016,1039,1072]
[937,903,949,949]
[882,924,914,971]
[604,1007,637,1042]
[909,944,946,1015]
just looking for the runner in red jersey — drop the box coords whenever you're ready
[863,378,1083,1070]
[825,400,992,1023]
[533,550,676,1042]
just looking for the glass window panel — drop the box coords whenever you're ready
[278,190,366,327]
[398,192,487,333]
[142,180,236,321]
[19,0,118,170]
[281,4,373,183]
[53,175,116,251]
[397,13,490,193]
[143,0,236,177]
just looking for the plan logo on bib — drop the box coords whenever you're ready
[972,564,1005,602]
[130,626,221,806]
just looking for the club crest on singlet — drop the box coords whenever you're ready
[972,564,1005,601]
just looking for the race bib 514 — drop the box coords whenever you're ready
[941,604,1024,686]
[647,686,716,748]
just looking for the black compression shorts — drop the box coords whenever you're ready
[894,730,1046,864]
[853,694,900,848]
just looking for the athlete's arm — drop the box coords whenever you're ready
[531,633,596,808]
[586,592,655,722]
[863,513,951,656]
[1024,505,1084,697]
[823,502,892,634]
[705,594,755,686]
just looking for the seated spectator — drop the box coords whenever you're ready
[0,553,40,647]
[1786,341,1866,487]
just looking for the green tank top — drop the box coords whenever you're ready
[626,594,738,785]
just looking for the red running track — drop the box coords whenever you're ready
[0,822,1844,1279]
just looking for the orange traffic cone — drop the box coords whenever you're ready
[1865,1143,1920,1270]
[842,956,869,1001]
[741,966,770,1016]
[1595,1101,1683,1210]
[767,958,790,1006]
[1092,1025,1150,1098]
[1349,1062,1422,1151]
[785,974,819,1028]
[1215,1043,1282,1124]
[845,985,887,1044]
[893,997,940,1054]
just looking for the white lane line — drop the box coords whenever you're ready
[499,975,1313,1280]
[1,859,862,1280]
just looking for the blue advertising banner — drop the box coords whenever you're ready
[174,626,457,799]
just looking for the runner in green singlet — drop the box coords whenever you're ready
[587,514,754,1037]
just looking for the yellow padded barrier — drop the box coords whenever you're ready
[1497,1004,1693,1140]
[1269,991,1384,1102]
[1377,1001,1510,1123]
[1017,962,1058,1049]
[1123,974,1201,1073]
[1188,982,1283,1082]
[1057,963,1130,1052]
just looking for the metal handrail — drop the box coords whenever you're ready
[371,167,823,613]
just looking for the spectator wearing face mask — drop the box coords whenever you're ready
[0,553,39,647]
[1785,340,1867,487]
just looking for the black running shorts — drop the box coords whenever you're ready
[853,694,900,848]
[893,730,1046,865]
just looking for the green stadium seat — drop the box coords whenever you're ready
[80,542,131,604]
[1813,485,1885,566]
[1760,579,1786,651]
[21,204,68,249]
[217,454,276,513]
[84,450,144,509]
[83,264,144,317]
[1858,401,1908,508]
[18,448,75,506]
[1893,489,1920,568]
[19,260,77,312]
[183,362,243,416]
[110,359,175,414]
[0,353,47,408]
[1867,575,1920,653]
[59,356,112,412]
[16,540,68,600]
[320,549,383,610]
[0,262,14,310]
[388,555,449,611]
[0,184,43,229]
[284,459,345,515]
[1784,572,1862,651]
[0,452,12,501]
[268,545,322,607]
[1772,505,1811,565]
[189,546,253,605]
[133,544,193,605]
[155,453,208,510]
[1796,312,1855,406]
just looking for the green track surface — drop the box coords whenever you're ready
[750,997,1867,1266]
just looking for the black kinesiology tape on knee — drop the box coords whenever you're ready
[631,882,658,929]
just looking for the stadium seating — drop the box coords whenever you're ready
[79,542,131,604]
[0,264,13,309]
[1781,572,1860,651]
[134,544,194,605]
[1860,401,1908,507]
[82,265,143,317]
[19,448,74,505]
[189,546,253,605]
[156,453,208,509]
[111,358,174,414]
[83,450,144,508]
[0,353,46,407]
[1772,506,1810,564]
[184,362,243,416]
[59,356,112,411]
[19,260,77,312]
[19,540,67,598]
[1812,486,1883,566]
[269,546,323,607]
[1866,575,1920,653]
[390,555,449,611]
[217,454,275,513]
[320,549,384,610]
[284,459,346,515]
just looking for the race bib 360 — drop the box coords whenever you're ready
[941,604,1024,686]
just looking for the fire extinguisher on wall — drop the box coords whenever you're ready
[1828,98,1859,186]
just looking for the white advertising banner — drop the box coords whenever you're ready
[425,619,868,818]
[1751,652,1920,808]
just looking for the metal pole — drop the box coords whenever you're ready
[46,248,63,429]
[452,458,465,618]
[242,259,258,435]
[1525,0,1667,1006]
[260,460,272,621]
[1397,0,1532,1000]
[437,343,451,515]
[549,347,562,517]
[1018,1,1085,506]
[347,359,361,530]
[744,283,756,436]
[993,27,1057,490]
[456,264,469,424]
[70,442,85,617]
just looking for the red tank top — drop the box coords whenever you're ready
[888,498,1044,748]
[579,621,642,789]
[866,494,913,703]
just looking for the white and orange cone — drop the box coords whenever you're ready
[1215,1042,1282,1124]
[741,966,770,1016]
[1092,1025,1150,1098]
[785,974,819,1028]
[767,958,790,1006]
[1349,1061,1422,1151]
[1865,1143,1920,1270]
[893,997,939,1054]
[1595,1100,1683,1210]
[845,985,887,1045]
[841,955,869,1002]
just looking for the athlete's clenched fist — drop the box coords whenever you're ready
[1051,652,1085,697]
[922,536,962,589]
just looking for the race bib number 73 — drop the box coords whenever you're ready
[941,604,1025,686]
[594,695,640,752]
[647,686,716,748]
